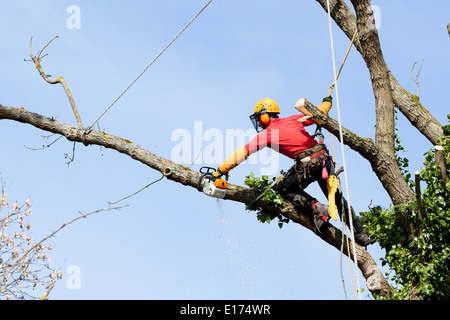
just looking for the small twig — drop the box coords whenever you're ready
[29,36,83,128]
[0,205,127,287]
[39,280,56,300]
[64,142,77,166]
[410,59,424,97]
[189,147,203,169]
[108,174,165,205]
[24,135,63,151]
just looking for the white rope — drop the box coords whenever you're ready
[88,0,214,130]
[325,0,362,300]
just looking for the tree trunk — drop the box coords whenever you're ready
[315,0,445,299]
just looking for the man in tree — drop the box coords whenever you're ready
[214,98,373,246]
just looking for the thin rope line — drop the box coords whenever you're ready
[326,0,361,300]
[88,0,214,130]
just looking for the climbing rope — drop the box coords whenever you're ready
[325,0,362,300]
[87,0,214,130]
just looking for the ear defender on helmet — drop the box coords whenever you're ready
[260,111,270,125]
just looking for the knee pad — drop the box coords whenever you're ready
[290,192,315,209]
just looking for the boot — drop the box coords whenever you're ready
[354,230,376,247]
[340,200,375,247]
[311,201,330,233]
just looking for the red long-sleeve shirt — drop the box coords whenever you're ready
[245,114,318,159]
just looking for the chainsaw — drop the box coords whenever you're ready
[197,166,227,199]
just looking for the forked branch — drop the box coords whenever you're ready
[410,59,424,97]
[29,36,83,128]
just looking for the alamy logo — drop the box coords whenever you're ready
[66,5,81,30]
[367,5,381,30]
[66,265,81,290]
[171,121,280,175]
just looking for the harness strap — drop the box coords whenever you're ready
[295,144,327,160]
[295,144,330,169]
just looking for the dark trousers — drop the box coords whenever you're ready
[280,156,364,234]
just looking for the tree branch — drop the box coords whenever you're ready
[298,98,414,205]
[29,36,83,128]
[298,99,377,160]
[388,72,443,145]
[410,59,424,97]
[299,98,415,241]
[0,103,392,298]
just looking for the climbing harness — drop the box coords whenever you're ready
[325,0,361,300]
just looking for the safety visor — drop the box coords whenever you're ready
[249,112,263,133]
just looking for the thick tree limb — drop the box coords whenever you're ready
[299,99,414,206]
[389,72,443,145]
[0,103,392,298]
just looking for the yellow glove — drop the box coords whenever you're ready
[295,97,332,126]
[212,170,222,178]
[318,96,332,115]
[218,147,249,175]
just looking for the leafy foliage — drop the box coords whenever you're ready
[244,173,288,228]
[360,115,450,299]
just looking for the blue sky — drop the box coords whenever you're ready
[0,0,449,300]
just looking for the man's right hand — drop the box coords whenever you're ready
[212,171,221,178]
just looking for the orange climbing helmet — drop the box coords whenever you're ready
[249,98,280,132]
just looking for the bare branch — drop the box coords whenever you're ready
[410,59,424,97]
[24,134,63,151]
[29,36,83,128]
[0,204,127,287]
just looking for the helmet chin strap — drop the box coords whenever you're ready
[260,121,269,130]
